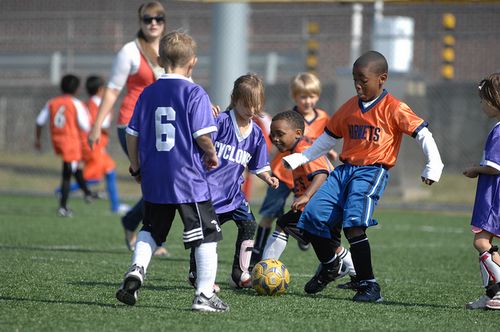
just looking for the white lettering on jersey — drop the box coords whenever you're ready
[215,141,252,167]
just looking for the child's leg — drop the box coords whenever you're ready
[60,162,72,209]
[105,170,120,212]
[73,165,93,197]
[231,219,256,285]
[263,225,288,260]
[252,183,291,264]
[345,227,375,282]
[474,231,500,294]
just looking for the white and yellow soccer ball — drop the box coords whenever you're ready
[251,259,290,296]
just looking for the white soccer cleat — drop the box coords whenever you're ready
[465,295,490,309]
[192,293,229,312]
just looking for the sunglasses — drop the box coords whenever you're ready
[142,16,165,24]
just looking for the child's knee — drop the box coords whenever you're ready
[344,227,366,240]
[259,216,274,228]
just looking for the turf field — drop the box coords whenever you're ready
[0,194,498,331]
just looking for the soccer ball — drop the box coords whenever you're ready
[251,259,290,296]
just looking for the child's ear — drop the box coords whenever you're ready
[296,129,303,138]
[379,72,388,85]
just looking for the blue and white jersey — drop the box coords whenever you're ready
[207,110,270,214]
[127,73,217,204]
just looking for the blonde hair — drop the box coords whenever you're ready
[137,2,167,67]
[159,31,197,69]
[478,73,500,111]
[229,74,265,117]
[290,72,321,98]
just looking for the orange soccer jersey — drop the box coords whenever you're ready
[291,138,333,204]
[271,107,330,188]
[325,91,426,169]
[81,97,115,180]
[48,95,84,162]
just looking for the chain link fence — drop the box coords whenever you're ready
[0,0,498,201]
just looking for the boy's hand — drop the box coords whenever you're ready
[266,176,280,189]
[211,104,221,117]
[129,166,141,183]
[88,126,101,149]
[291,194,310,212]
[421,177,435,185]
[203,151,219,170]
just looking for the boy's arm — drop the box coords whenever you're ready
[125,132,140,182]
[415,127,444,185]
[464,165,500,178]
[34,104,49,150]
[283,132,337,170]
[195,133,219,170]
[74,99,90,132]
[256,171,280,189]
[291,173,327,212]
[89,87,120,148]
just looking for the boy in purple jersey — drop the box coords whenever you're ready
[115,31,228,312]
[188,74,279,290]
[464,73,500,310]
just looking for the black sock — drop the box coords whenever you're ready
[307,231,338,265]
[348,234,374,281]
[60,162,72,208]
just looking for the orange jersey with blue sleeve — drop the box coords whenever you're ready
[272,107,331,188]
[325,90,427,168]
[291,138,333,200]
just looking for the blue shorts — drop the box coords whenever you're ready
[258,180,292,219]
[218,200,255,224]
[298,164,389,239]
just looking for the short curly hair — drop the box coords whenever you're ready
[272,110,305,133]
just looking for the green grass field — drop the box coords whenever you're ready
[0,194,498,332]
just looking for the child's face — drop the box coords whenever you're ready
[481,99,500,119]
[352,64,387,102]
[234,100,258,122]
[294,93,319,114]
[270,119,301,152]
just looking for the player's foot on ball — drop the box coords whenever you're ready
[116,264,145,306]
[192,293,229,312]
[486,291,500,310]
[57,207,73,218]
[153,246,171,258]
[228,271,252,289]
[304,258,342,294]
[187,271,221,293]
[465,294,490,309]
[352,281,384,303]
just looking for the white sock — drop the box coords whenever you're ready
[480,250,500,285]
[262,231,288,260]
[195,242,217,296]
[339,247,356,277]
[131,231,157,274]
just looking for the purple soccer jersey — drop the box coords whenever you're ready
[207,110,270,214]
[471,122,500,235]
[126,74,217,204]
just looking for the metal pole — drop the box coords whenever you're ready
[210,3,249,108]
[350,3,363,65]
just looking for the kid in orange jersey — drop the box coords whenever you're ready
[35,74,96,217]
[262,111,355,281]
[251,72,337,265]
[82,76,129,215]
[283,51,444,302]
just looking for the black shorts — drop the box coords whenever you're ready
[217,200,255,225]
[142,200,222,249]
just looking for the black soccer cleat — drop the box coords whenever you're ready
[337,276,360,291]
[352,281,384,303]
[304,257,342,294]
[116,264,145,306]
